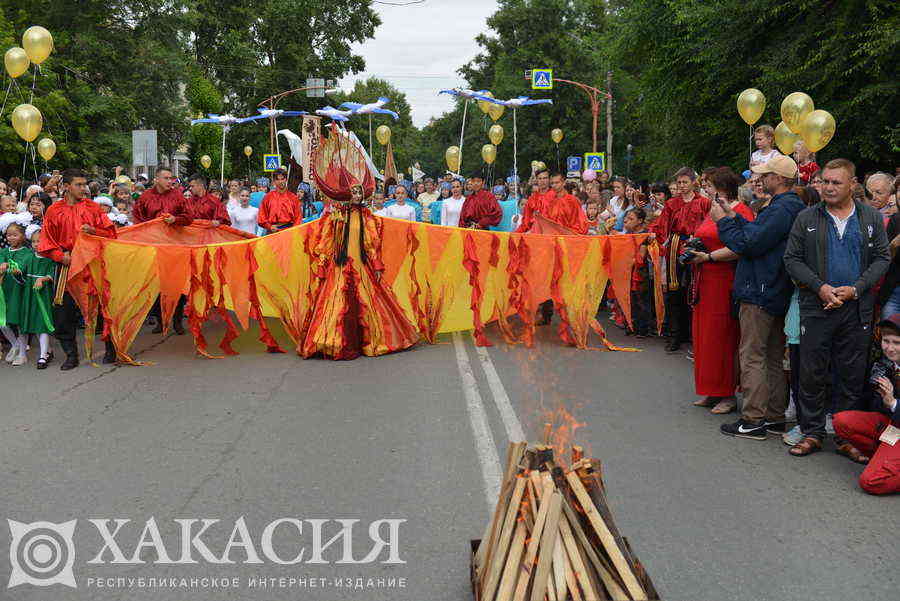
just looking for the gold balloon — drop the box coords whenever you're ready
[11,103,42,142]
[773,122,801,155]
[4,47,30,78]
[200,154,212,169]
[488,124,504,146]
[37,137,56,161]
[481,143,497,165]
[376,124,391,146]
[530,160,540,172]
[477,91,494,115]
[445,146,461,172]
[799,109,836,153]
[780,92,814,134]
[243,145,253,157]
[736,88,766,125]
[488,102,505,122]
[22,26,53,65]
[551,128,564,144]
[535,161,546,171]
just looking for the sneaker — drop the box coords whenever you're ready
[825,413,834,435]
[11,351,27,366]
[665,340,681,353]
[5,345,18,363]
[721,419,767,440]
[782,425,804,446]
[765,421,786,434]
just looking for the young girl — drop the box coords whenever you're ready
[0,222,34,365]
[793,140,819,184]
[585,201,608,235]
[22,225,55,368]
[750,125,781,167]
[623,208,652,337]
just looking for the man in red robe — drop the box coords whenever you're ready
[132,167,191,225]
[515,169,553,233]
[187,174,231,225]
[648,167,711,352]
[257,168,300,233]
[518,171,588,234]
[459,175,502,229]
[39,168,118,369]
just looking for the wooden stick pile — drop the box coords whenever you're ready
[471,442,659,601]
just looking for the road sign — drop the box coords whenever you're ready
[584,152,605,172]
[263,154,282,172]
[132,130,158,167]
[531,68,553,90]
[566,156,582,178]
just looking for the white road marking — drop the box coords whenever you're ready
[452,331,502,508]
[474,344,526,443]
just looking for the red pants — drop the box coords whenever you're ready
[833,411,900,495]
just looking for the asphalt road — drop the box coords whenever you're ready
[0,315,897,601]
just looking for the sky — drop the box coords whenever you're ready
[338,0,499,128]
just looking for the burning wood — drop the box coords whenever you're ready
[471,443,660,601]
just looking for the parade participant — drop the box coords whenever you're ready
[21,225,56,369]
[514,169,553,233]
[383,185,416,221]
[38,168,118,369]
[440,179,466,227]
[459,174,502,229]
[187,174,231,226]
[541,172,589,234]
[132,167,191,225]
[649,167,711,353]
[303,128,419,360]
[371,191,388,217]
[228,187,259,235]
[224,179,242,212]
[257,168,300,233]
[0,223,31,365]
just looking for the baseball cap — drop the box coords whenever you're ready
[750,155,798,178]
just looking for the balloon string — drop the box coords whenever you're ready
[0,79,12,120]
[29,64,37,105]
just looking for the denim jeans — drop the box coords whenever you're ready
[882,285,900,320]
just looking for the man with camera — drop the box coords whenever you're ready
[784,158,890,457]
[711,155,805,440]
[831,314,900,494]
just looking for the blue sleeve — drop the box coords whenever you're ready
[717,204,795,257]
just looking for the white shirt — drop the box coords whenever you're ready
[750,148,782,166]
[225,196,241,213]
[827,205,855,239]
[384,203,416,221]
[609,195,625,216]
[417,191,440,207]
[229,204,260,235]
[441,197,465,227]
[373,207,389,217]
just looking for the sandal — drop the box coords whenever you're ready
[789,436,822,457]
[836,442,870,464]
[693,396,718,407]
[710,399,737,414]
[36,357,49,370]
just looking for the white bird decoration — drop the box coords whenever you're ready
[315,106,353,123]
[438,88,491,100]
[472,94,553,108]
[239,107,308,123]
[338,97,399,120]
[190,113,243,126]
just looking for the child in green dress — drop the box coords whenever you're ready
[0,222,33,366]
[22,224,55,368]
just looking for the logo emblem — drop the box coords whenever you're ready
[8,520,77,588]
[807,227,816,232]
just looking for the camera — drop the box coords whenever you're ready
[869,358,895,385]
[678,237,708,265]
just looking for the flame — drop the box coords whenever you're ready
[542,404,587,468]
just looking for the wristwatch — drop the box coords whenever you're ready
[852,286,859,300]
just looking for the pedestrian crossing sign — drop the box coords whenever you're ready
[531,68,553,90]
[584,152,605,172]
[263,154,281,172]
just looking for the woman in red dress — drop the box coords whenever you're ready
[686,168,754,414]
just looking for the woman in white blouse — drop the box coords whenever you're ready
[228,187,260,235]
[440,179,466,227]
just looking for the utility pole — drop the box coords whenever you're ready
[606,71,613,175]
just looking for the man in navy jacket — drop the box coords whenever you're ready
[712,155,806,440]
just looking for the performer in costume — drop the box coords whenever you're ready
[459,175,502,229]
[38,168,118,369]
[258,168,300,233]
[301,125,419,360]
[514,168,554,233]
[187,173,231,225]
[0,222,32,365]
[22,225,56,369]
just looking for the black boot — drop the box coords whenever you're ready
[151,322,163,334]
[102,340,118,365]
[59,341,79,370]
[172,296,187,335]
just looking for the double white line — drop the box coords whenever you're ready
[451,332,526,511]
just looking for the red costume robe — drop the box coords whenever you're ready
[648,193,711,245]
[258,189,300,231]
[516,190,588,234]
[38,198,117,263]
[189,193,231,225]
[132,187,191,225]
[459,189,502,229]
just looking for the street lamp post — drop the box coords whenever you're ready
[553,78,612,155]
